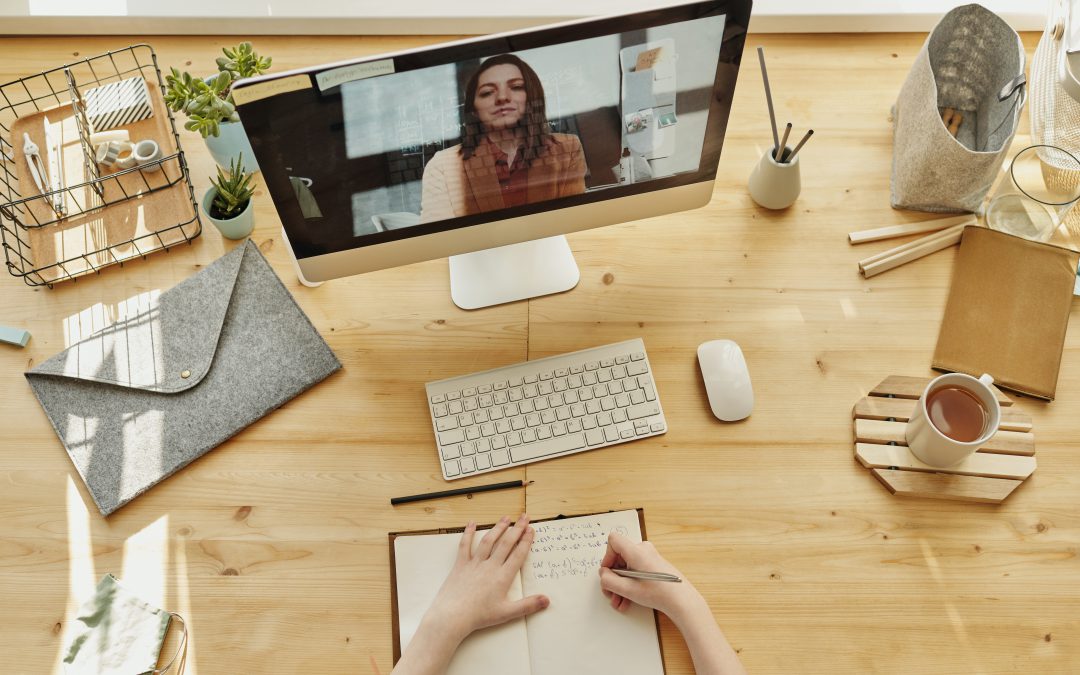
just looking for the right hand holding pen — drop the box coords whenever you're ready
[598,532,704,620]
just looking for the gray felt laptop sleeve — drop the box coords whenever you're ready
[26,240,342,516]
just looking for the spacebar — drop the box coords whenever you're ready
[510,433,586,463]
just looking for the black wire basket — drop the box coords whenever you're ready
[0,44,201,287]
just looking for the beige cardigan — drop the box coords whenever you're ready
[419,133,586,223]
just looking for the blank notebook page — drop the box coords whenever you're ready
[394,531,532,674]
[522,510,665,675]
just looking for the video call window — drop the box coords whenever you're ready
[337,14,727,237]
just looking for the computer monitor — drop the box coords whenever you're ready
[232,0,751,308]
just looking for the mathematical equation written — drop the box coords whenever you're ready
[528,522,629,582]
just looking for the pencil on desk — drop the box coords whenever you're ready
[390,480,533,505]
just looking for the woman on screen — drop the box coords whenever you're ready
[419,54,587,223]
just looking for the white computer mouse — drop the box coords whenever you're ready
[697,339,753,421]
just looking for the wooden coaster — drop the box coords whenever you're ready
[853,375,1035,504]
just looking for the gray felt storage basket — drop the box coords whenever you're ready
[891,4,1026,214]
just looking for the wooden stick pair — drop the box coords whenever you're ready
[848,214,975,244]
[858,218,976,278]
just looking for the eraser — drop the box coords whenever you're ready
[0,325,31,347]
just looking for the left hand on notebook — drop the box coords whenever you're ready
[427,514,551,641]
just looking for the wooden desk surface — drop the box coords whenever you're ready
[2,32,1078,675]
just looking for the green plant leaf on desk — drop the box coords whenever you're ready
[164,42,269,138]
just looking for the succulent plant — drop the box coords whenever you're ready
[210,155,256,219]
[164,42,271,138]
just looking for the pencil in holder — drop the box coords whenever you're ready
[748,145,800,210]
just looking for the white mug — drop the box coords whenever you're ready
[905,373,1000,467]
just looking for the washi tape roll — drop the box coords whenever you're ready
[95,141,122,168]
[89,129,130,147]
[114,141,137,170]
[133,139,161,172]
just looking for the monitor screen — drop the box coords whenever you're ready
[234,1,749,263]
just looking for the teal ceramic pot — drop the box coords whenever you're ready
[204,119,260,172]
[202,187,254,240]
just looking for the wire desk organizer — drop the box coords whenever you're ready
[0,44,201,287]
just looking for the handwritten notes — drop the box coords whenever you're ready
[529,521,630,581]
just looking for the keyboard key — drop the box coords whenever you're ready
[436,417,458,432]
[503,403,519,416]
[496,420,511,434]
[598,370,612,383]
[601,359,614,367]
[582,416,597,430]
[431,394,446,404]
[479,395,494,407]
[615,354,630,364]
[492,449,511,466]
[627,402,660,420]
[509,377,524,387]
[464,398,478,412]
[651,423,666,433]
[615,393,630,408]
[566,419,582,433]
[570,365,583,374]
[586,428,605,445]
[552,421,567,436]
[538,382,553,396]
[478,384,493,394]
[462,442,476,456]
[518,400,535,414]
[612,365,628,379]
[597,411,613,426]
[510,433,586,463]
[585,361,599,370]
[583,372,597,385]
[494,381,508,390]
[448,401,464,415]
[491,436,507,450]
[621,377,639,391]
[571,403,586,417]
[540,371,554,381]
[630,390,646,405]
[524,374,538,384]
[627,361,648,376]
[553,379,567,392]
[556,406,572,421]
[568,374,583,388]
[476,438,491,452]
[535,397,550,411]
[494,392,508,405]
[475,453,492,470]
[620,429,635,439]
[537,426,552,440]
[509,388,523,401]
[601,397,615,411]
[489,407,505,421]
[444,460,460,477]
[541,410,556,424]
[562,390,579,404]
[579,388,593,401]
[603,426,619,442]
[465,427,480,440]
[463,387,477,397]
[608,380,624,395]
[439,429,465,445]
[473,411,487,424]
[511,417,526,431]
[611,409,628,424]
[507,432,522,446]
[586,400,601,414]
[524,384,539,397]
[631,352,645,361]
[457,414,470,427]
[442,444,461,460]
[521,428,537,443]
[447,391,461,401]
[556,368,569,377]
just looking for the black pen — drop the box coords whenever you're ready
[391,480,533,506]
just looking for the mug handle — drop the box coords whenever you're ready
[979,373,995,387]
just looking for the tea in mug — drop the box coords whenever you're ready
[926,385,989,442]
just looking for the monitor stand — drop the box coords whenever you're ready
[449,235,580,310]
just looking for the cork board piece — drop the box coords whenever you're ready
[8,79,197,284]
[853,375,1035,504]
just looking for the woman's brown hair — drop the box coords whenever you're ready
[460,54,554,164]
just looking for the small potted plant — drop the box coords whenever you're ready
[164,42,271,170]
[202,155,257,240]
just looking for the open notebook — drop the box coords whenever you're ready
[390,509,665,674]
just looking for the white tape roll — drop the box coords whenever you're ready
[95,141,122,168]
[133,139,162,172]
[114,141,136,170]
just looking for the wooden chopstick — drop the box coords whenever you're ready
[858,222,969,270]
[860,224,970,277]
[849,215,975,245]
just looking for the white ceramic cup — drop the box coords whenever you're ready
[748,144,801,210]
[905,373,1000,467]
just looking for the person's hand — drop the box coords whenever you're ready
[422,514,550,642]
[598,532,704,622]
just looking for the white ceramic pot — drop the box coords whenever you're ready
[202,187,254,240]
[748,145,801,210]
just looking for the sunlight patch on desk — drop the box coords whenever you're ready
[840,298,857,320]
[57,475,96,674]
[121,515,169,607]
[120,409,164,504]
[172,528,198,675]
[63,289,161,348]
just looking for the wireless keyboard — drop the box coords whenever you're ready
[425,338,667,480]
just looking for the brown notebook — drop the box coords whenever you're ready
[388,508,665,674]
[933,226,1079,400]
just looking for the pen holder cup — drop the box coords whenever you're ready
[748,145,800,210]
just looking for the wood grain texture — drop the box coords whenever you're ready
[871,468,1023,504]
[855,443,1037,480]
[3,31,1080,675]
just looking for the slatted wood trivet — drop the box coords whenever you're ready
[853,375,1036,504]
